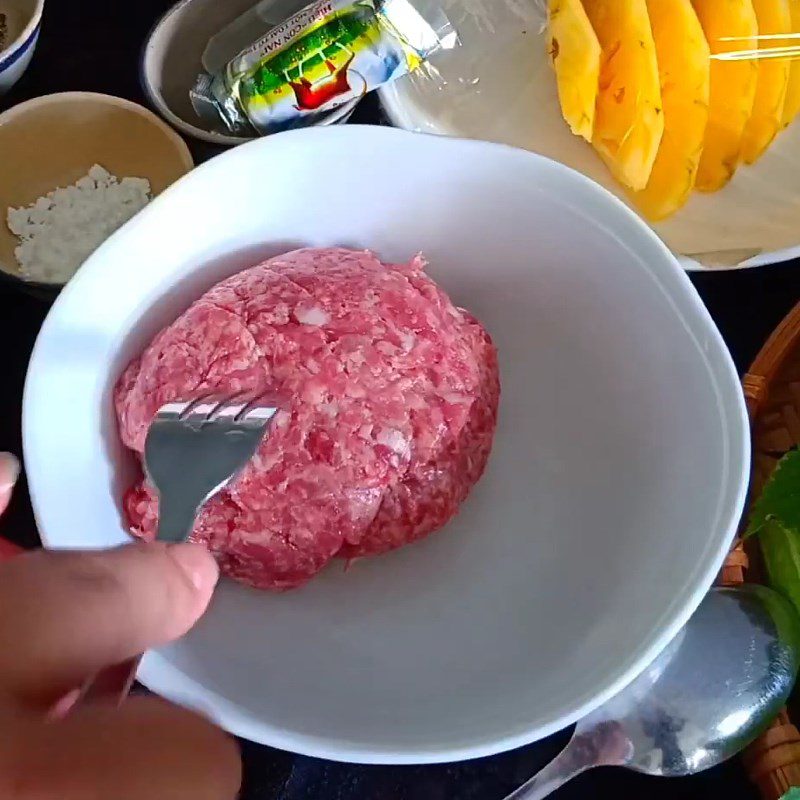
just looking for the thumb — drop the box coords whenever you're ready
[0,452,20,517]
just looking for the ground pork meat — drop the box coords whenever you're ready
[115,248,500,590]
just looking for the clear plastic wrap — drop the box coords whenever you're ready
[378,0,800,270]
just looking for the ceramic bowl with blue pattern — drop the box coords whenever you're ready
[0,0,44,94]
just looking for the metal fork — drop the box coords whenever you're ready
[146,395,279,543]
[78,394,278,707]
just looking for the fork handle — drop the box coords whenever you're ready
[157,492,202,545]
[96,488,205,698]
[0,538,140,709]
[84,494,201,701]
[78,656,141,707]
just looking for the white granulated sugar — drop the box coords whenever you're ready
[6,165,152,284]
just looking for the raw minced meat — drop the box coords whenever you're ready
[115,247,500,590]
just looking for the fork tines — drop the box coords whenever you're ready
[157,394,279,427]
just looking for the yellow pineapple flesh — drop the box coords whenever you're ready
[547,0,602,141]
[741,0,792,163]
[691,0,758,191]
[581,0,665,191]
[634,0,711,219]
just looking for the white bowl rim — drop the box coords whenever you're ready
[139,0,359,147]
[0,0,44,64]
[23,125,751,764]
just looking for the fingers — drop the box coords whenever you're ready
[0,452,19,516]
[0,697,242,800]
[0,543,219,708]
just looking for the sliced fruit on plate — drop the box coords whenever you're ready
[691,0,758,191]
[547,0,602,141]
[781,0,800,127]
[741,0,792,163]
[581,0,664,191]
[633,0,710,220]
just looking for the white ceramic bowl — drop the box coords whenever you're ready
[0,0,44,93]
[23,126,749,764]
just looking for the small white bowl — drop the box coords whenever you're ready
[23,127,748,764]
[0,0,44,93]
[141,0,357,147]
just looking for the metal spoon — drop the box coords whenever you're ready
[505,585,800,799]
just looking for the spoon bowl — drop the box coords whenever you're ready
[507,586,800,798]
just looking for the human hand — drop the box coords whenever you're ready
[0,451,19,515]
[0,453,242,799]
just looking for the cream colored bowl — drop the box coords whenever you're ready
[0,92,193,286]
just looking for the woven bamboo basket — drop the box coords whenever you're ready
[726,301,800,797]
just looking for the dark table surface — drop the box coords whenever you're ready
[3,0,800,798]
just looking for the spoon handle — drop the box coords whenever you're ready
[504,722,632,800]
[503,741,591,799]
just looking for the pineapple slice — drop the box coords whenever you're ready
[741,0,792,163]
[780,0,800,127]
[691,0,758,191]
[547,0,602,141]
[634,0,710,220]
[581,0,664,191]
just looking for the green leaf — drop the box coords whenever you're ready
[759,518,800,620]
[746,449,800,537]
[781,790,800,800]
[743,582,800,662]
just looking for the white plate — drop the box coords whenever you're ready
[23,126,749,764]
[379,0,800,271]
